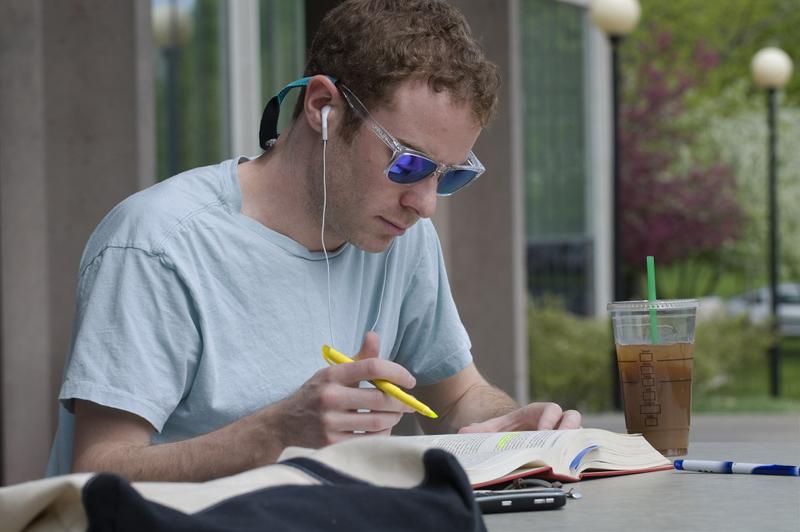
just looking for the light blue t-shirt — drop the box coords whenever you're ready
[46,157,472,476]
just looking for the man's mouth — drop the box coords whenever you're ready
[379,216,409,236]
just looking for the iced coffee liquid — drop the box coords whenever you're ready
[616,342,693,456]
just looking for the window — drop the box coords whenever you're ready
[260,1,306,104]
[521,0,593,314]
[153,0,228,179]
[152,0,306,180]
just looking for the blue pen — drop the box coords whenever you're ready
[674,459,800,476]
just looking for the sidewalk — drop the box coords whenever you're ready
[583,412,800,443]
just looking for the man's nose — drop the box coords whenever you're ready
[400,174,438,219]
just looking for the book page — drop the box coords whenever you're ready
[396,429,670,484]
[573,429,671,470]
[397,431,578,485]
[402,430,572,457]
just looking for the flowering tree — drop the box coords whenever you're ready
[631,0,800,110]
[619,31,743,295]
[702,92,800,286]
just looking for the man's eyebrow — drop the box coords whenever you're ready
[394,134,470,165]
[395,135,433,157]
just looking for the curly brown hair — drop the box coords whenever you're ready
[295,0,500,143]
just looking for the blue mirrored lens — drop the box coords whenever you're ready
[388,154,438,184]
[438,169,479,195]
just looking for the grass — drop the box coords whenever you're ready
[781,337,800,398]
[694,395,800,412]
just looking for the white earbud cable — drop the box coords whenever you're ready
[320,129,393,350]
[321,138,335,348]
[370,240,394,332]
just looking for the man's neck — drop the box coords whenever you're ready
[237,139,343,252]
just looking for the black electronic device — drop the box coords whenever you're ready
[474,487,567,514]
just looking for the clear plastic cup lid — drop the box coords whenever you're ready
[607,299,699,312]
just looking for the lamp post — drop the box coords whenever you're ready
[751,47,794,398]
[590,0,640,410]
[590,0,641,303]
[152,0,194,177]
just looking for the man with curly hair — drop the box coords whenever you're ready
[48,0,581,481]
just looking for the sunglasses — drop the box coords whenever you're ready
[258,76,485,196]
[337,84,485,196]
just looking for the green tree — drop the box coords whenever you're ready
[699,88,800,286]
[625,0,800,113]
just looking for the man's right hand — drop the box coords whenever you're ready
[71,331,416,482]
[267,331,416,449]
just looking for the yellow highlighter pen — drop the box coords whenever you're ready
[322,345,439,419]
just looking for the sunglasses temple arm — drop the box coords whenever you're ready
[367,121,405,153]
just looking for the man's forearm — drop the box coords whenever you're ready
[75,342,416,482]
[74,407,283,482]
[421,383,519,434]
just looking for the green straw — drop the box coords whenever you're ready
[646,256,660,343]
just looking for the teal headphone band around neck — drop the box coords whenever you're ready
[258,75,338,149]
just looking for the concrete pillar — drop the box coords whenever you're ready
[588,25,613,317]
[437,0,528,404]
[228,0,262,158]
[0,0,154,484]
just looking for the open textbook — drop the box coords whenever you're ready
[399,428,673,488]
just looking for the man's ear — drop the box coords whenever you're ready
[303,75,338,138]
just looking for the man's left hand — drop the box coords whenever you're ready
[457,402,581,433]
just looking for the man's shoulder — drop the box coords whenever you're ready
[81,160,235,269]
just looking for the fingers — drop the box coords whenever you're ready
[457,413,513,434]
[457,403,582,433]
[353,331,380,361]
[555,409,582,429]
[535,403,564,430]
[325,333,416,389]
[326,356,417,389]
[322,410,404,434]
[321,385,415,414]
[458,422,491,434]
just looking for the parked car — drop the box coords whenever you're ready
[726,283,800,337]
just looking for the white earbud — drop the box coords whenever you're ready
[321,105,332,141]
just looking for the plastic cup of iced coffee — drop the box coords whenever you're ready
[607,299,699,457]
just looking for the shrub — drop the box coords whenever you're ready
[693,314,774,396]
[528,302,774,412]
[528,302,613,412]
